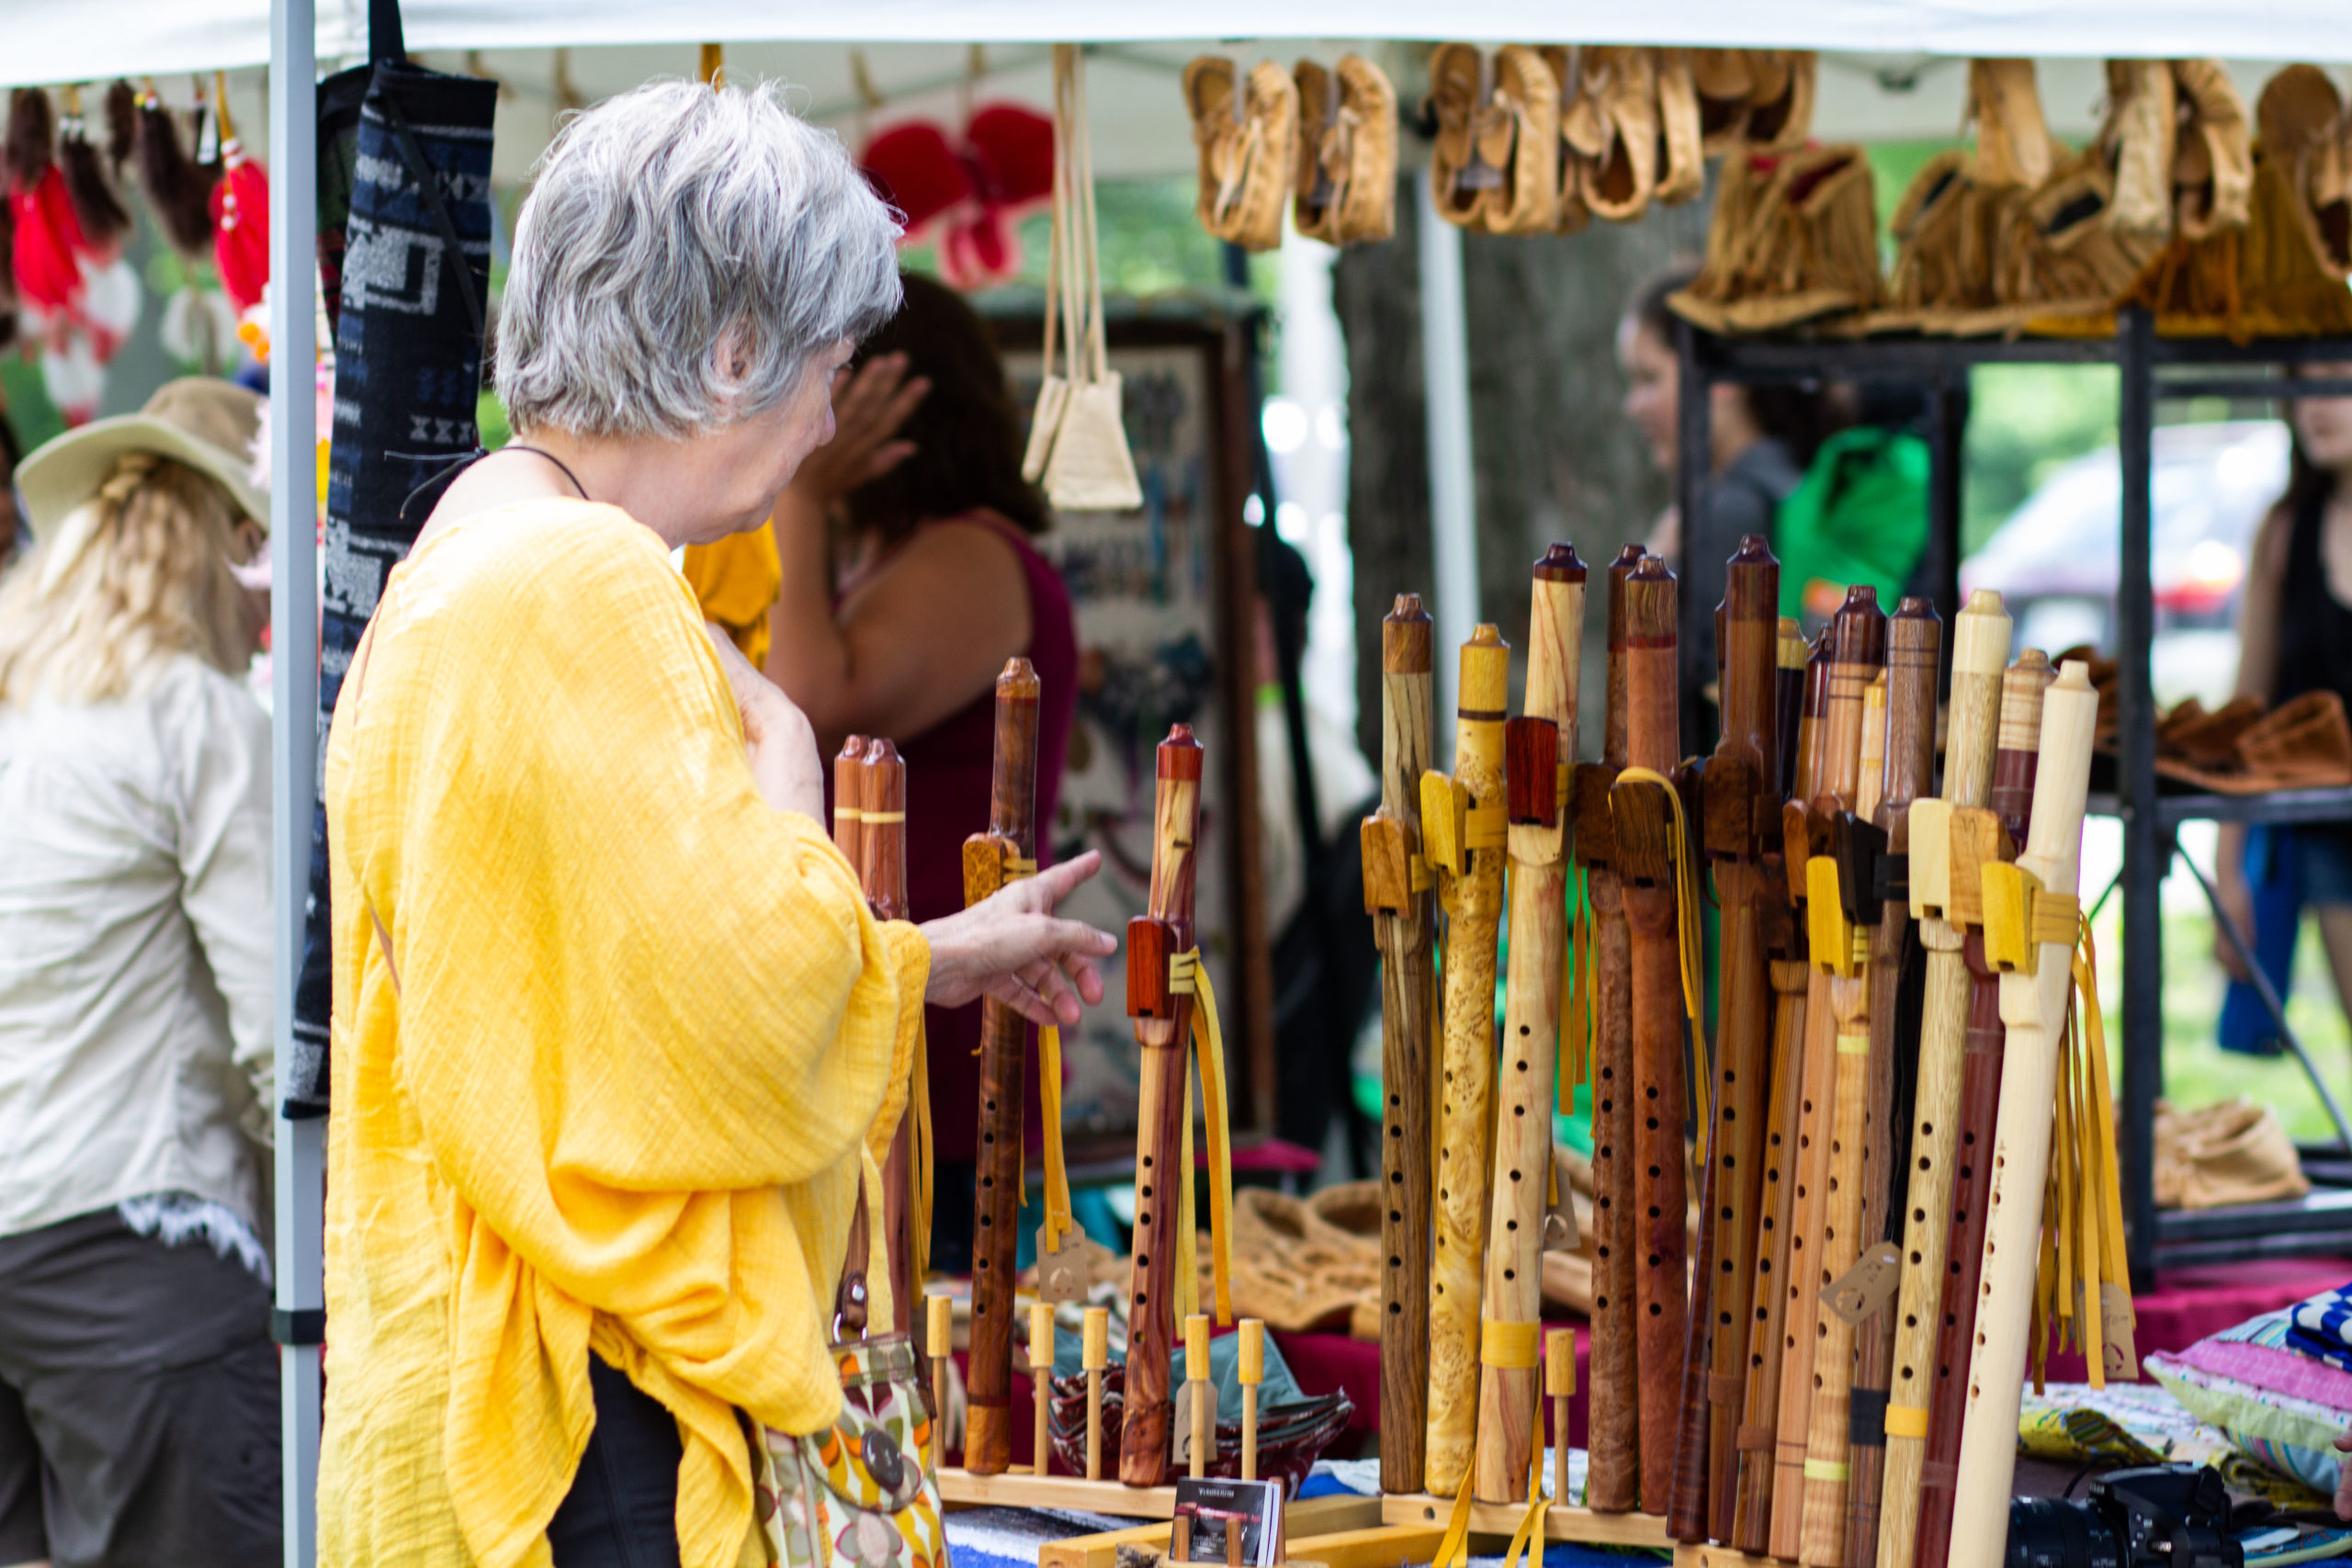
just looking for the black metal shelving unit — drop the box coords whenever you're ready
[1675,308,2352,1291]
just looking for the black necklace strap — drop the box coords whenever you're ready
[396,442,592,524]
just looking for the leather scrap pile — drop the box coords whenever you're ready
[2064,645,2352,795]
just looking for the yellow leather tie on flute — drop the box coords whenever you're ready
[1501,1440,1550,1568]
[1169,948,1235,1325]
[1611,766,1710,1134]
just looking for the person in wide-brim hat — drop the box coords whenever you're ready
[0,374,282,1568]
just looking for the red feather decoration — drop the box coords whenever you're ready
[857,101,1054,292]
[14,167,89,319]
[210,141,268,310]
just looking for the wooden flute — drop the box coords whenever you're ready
[1794,669,1890,1566]
[1916,650,2053,1568]
[1607,555,1690,1516]
[861,739,922,1339]
[965,660,1045,1476]
[1729,627,1822,1553]
[1577,545,1644,1515]
[1770,591,1885,1561]
[1873,589,2012,1568]
[1421,623,1512,1497]
[1671,537,1781,1546]
[1946,661,2099,1568]
[1475,547,1587,1505]
[1840,601,1944,1567]
[1121,724,1208,1487]
[1362,594,1437,1495]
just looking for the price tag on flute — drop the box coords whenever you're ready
[1826,1241,1902,1327]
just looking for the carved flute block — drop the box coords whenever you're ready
[1475,546,1586,1506]
[1874,592,2012,1568]
[1121,726,1206,1487]
[1421,624,1511,1497]
[1363,594,1437,1495]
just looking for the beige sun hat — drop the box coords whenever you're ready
[17,378,268,537]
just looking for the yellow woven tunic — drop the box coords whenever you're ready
[319,500,926,1568]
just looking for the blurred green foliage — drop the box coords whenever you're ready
[1963,365,2120,554]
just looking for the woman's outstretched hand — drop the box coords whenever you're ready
[791,353,930,508]
[922,851,1118,1029]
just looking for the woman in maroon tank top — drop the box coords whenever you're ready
[763,274,1079,1270]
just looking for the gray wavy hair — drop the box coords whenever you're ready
[494,79,903,441]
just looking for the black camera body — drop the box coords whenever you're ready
[2004,1464,2243,1568]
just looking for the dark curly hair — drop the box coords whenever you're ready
[846,272,1049,546]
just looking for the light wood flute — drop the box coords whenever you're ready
[1608,555,1688,1517]
[964,666,1045,1474]
[1771,590,1885,1561]
[1946,663,2099,1568]
[1121,725,1207,1486]
[860,739,922,1338]
[1576,545,1645,1515]
[1362,595,1437,1495]
[1475,546,1588,1505]
[1917,651,2053,1568]
[1841,601,1944,1567]
[1873,590,2013,1568]
[1672,537,1781,1546]
[1420,624,1511,1497]
[1729,626,1821,1553]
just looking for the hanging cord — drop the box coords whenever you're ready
[1612,766,1711,1136]
[1168,948,1235,1326]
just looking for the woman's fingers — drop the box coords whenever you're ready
[1021,851,1103,910]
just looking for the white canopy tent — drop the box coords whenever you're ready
[6,0,2311,1556]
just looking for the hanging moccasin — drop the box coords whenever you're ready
[1424,42,1489,229]
[1476,45,1561,234]
[2101,60,2177,237]
[2256,64,2351,281]
[1653,48,1706,206]
[1544,45,1598,234]
[1672,143,1881,332]
[1969,58,2054,191]
[1689,48,1753,152]
[1293,55,1397,246]
[1184,57,1297,252]
[1996,148,2163,325]
[2171,59,2253,238]
[1879,150,1995,328]
[1578,45,1657,222]
[1740,50,1815,152]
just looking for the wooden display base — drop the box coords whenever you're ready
[937,1472,1437,1568]
[1670,1545,1783,1568]
[1379,1491,1675,1549]
[937,1465,1182,1518]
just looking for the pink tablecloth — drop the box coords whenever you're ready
[1272,1255,2352,1456]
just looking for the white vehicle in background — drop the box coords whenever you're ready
[1962,421,2290,703]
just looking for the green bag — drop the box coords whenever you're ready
[1774,425,1930,625]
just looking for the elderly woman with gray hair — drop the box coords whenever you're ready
[316,82,1115,1568]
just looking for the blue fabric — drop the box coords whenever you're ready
[2221,826,2303,1056]
[2284,1282,2352,1376]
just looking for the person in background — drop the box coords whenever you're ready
[0,378,277,1568]
[761,271,1080,1272]
[2215,374,2352,1023]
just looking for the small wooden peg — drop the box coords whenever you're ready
[1185,1312,1212,1479]
[927,1293,954,1473]
[1030,1301,1057,1478]
[1082,1305,1109,1481]
[1238,1318,1265,1481]
[1548,1327,1576,1507]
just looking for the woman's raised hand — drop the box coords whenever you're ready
[791,352,931,508]
[921,851,1119,1029]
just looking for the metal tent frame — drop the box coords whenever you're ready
[1673,308,2352,1293]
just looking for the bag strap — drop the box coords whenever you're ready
[372,88,487,347]
[369,0,406,66]
[836,1169,873,1337]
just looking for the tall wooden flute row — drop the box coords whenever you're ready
[1367,543,2111,1568]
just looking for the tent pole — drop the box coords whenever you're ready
[1416,177,1477,758]
[268,0,322,1561]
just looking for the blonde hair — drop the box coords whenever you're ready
[0,450,258,708]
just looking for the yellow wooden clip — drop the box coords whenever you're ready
[1419,770,1469,876]
[1806,856,1860,978]
[1981,862,2042,975]
[1907,798,1952,921]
